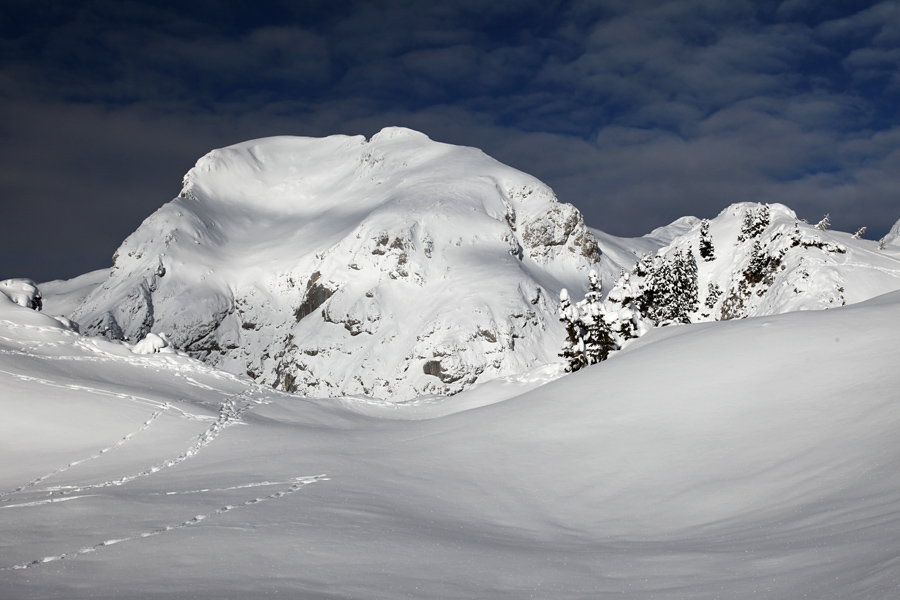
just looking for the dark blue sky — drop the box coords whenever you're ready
[2,0,900,281]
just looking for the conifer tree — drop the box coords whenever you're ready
[558,289,585,372]
[578,270,617,364]
[853,226,867,239]
[756,204,771,232]
[699,218,715,261]
[675,247,699,320]
[738,204,771,242]
[584,269,602,305]
[739,208,755,242]
[816,214,831,231]
[705,282,721,309]
[745,240,768,283]
[791,221,803,246]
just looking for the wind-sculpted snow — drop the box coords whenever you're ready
[5,265,900,598]
[69,127,601,400]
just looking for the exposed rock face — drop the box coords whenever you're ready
[71,127,602,400]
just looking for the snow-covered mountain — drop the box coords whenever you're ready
[604,202,900,323]
[69,128,601,400]
[52,129,900,399]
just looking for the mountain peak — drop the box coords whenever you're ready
[71,132,600,399]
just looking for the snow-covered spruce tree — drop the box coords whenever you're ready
[637,257,665,323]
[745,240,768,284]
[604,269,644,342]
[668,248,698,324]
[816,214,831,231]
[606,269,631,305]
[705,281,721,309]
[738,204,771,242]
[632,253,653,278]
[558,288,586,372]
[699,218,715,261]
[577,270,617,365]
[583,269,602,305]
[756,203,771,233]
[635,249,698,325]
[853,226,867,240]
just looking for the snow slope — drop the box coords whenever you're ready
[39,269,108,319]
[4,278,900,598]
[590,215,699,269]
[884,215,900,247]
[69,128,601,400]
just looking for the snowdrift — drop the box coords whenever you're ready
[4,279,900,598]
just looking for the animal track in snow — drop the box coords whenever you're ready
[40,391,257,495]
[1,495,95,509]
[0,366,205,419]
[0,407,168,499]
[151,479,307,495]
[1,475,328,571]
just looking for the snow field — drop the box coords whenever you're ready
[3,284,900,597]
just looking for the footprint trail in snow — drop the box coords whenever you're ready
[1,475,328,571]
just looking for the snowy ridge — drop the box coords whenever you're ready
[884,215,900,247]
[606,202,900,322]
[69,128,601,400]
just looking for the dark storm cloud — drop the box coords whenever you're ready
[2,0,900,281]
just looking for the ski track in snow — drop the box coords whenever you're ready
[1,475,328,571]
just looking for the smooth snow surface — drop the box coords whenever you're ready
[40,269,109,317]
[4,281,900,599]
[590,215,699,269]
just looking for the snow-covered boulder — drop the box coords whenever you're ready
[0,278,42,310]
[70,127,603,400]
[130,332,175,355]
